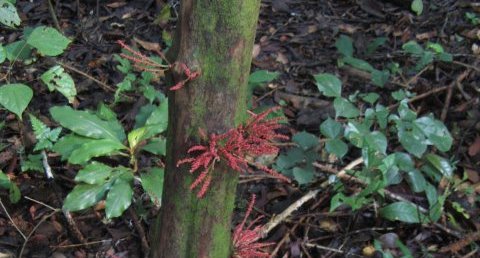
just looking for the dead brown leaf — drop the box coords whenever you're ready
[468,135,480,156]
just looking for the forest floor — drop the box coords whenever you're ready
[1,0,480,257]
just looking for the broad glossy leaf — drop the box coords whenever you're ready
[325,139,348,159]
[365,131,388,155]
[425,154,453,178]
[0,83,33,119]
[27,26,71,56]
[248,70,279,84]
[394,152,415,171]
[343,56,375,73]
[75,162,113,184]
[141,168,164,204]
[320,117,342,139]
[405,169,426,192]
[128,127,148,149]
[4,40,32,61]
[335,35,353,57]
[314,73,342,97]
[0,0,20,27]
[142,137,166,156]
[398,125,427,158]
[334,97,360,118]
[105,179,132,218]
[41,65,76,103]
[63,183,109,211]
[414,116,452,152]
[50,106,126,141]
[68,139,127,164]
[292,166,314,185]
[411,0,423,16]
[402,41,424,56]
[380,202,423,223]
[53,134,95,160]
[292,131,318,150]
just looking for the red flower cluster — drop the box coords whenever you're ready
[232,194,273,258]
[117,40,199,91]
[177,107,291,198]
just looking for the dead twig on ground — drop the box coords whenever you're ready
[0,199,26,240]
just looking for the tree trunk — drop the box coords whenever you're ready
[151,1,261,258]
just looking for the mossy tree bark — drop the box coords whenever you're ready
[151,1,261,258]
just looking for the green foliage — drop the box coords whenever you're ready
[0,83,33,119]
[29,114,62,151]
[402,40,452,71]
[465,12,480,25]
[0,170,21,203]
[40,65,77,103]
[247,69,280,108]
[0,0,21,27]
[0,44,6,64]
[411,0,423,16]
[26,26,71,56]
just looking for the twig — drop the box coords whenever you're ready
[304,243,345,254]
[128,206,150,258]
[259,158,363,237]
[58,62,116,93]
[50,239,111,249]
[441,70,470,121]
[270,217,304,257]
[47,0,61,32]
[0,199,26,240]
[24,196,57,212]
[19,209,60,258]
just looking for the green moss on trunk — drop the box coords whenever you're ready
[151,1,261,257]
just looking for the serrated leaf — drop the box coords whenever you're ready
[335,35,353,57]
[402,41,424,56]
[0,83,33,119]
[314,73,342,97]
[52,134,95,160]
[4,40,32,61]
[63,183,109,212]
[50,106,126,142]
[68,139,127,164]
[424,154,453,178]
[292,131,318,150]
[320,117,342,139]
[75,162,113,184]
[365,131,388,155]
[20,154,43,172]
[343,56,375,72]
[414,116,452,152]
[0,0,21,27]
[27,26,71,56]
[380,202,423,223]
[41,65,76,103]
[141,168,164,204]
[293,166,314,185]
[334,97,360,118]
[325,139,348,159]
[29,114,62,151]
[411,0,423,16]
[248,70,279,84]
[105,179,132,218]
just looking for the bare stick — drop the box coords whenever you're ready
[47,0,61,32]
[58,62,116,93]
[0,199,26,240]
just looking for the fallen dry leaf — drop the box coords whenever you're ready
[468,135,480,156]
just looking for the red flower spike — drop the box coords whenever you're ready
[177,107,290,198]
[232,194,273,258]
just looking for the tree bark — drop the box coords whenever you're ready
[151,1,261,257]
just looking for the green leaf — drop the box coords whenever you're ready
[0,0,21,27]
[426,42,444,54]
[334,97,360,118]
[26,26,71,56]
[40,65,77,103]
[0,83,33,119]
[402,41,424,56]
[114,54,131,74]
[361,93,380,105]
[248,70,279,84]
[371,69,390,87]
[325,139,348,159]
[105,179,133,218]
[394,152,415,171]
[63,183,109,212]
[128,127,148,149]
[50,106,126,142]
[29,114,62,151]
[145,100,168,130]
[320,117,342,139]
[344,121,369,148]
[97,103,117,121]
[405,169,426,192]
[365,131,388,155]
[142,137,166,156]
[292,166,314,185]
[424,154,453,178]
[343,56,375,73]
[314,73,342,98]
[9,183,20,203]
[75,162,113,184]
[411,0,423,16]
[141,168,164,204]
[292,131,318,150]
[4,40,32,61]
[437,52,453,62]
[414,116,452,152]
[68,139,127,164]
[415,51,434,71]
[397,124,427,158]
[380,202,423,223]
[0,45,6,64]
[335,35,353,57]
[366,37,387,55]
[52,134,94,160]
[20,154,43,172]
[0,171,10,188]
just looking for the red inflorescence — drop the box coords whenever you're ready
[116,41,199,91]
[177,107,291,198]
[232,194,273,258]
